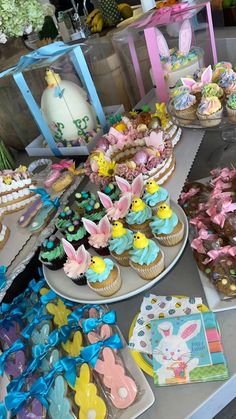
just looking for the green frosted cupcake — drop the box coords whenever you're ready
[39,236,66,271]
[64,219,89,250]
[75,191,96,215]
[56,206,80,232]
[227,93,236,123]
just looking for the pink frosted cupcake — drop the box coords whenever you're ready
[197,96,223,128]
[82,215,111,256]
[62,240,91,286]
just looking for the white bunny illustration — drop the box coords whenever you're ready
[154,320,201,385]
[115,174,144,198]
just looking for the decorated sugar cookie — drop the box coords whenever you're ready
[62,331,83,357]
[48,375,75,419]
[46,299,72,328]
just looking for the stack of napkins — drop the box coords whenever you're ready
[151,312,228,385]
[129,294,204,354]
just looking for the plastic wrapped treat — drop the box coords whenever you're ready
[179,181,211,217]
[205,247,236,298]
[191,229,225,273]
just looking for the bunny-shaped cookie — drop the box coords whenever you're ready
[5,351,26,379]
[17,398,44,419]
[62,241,91,282]
[94,348,137,409]
[82,215,111,250]
[31,323,51,347]
[154,320,201,385]
[73,363,107,419]
[46,299,72,328]
[97,192,131,221]
[40,349,59,374]
[115,174,144,199]
[48,375,75,419]
[62,331,83,357]
[0,322,20,349]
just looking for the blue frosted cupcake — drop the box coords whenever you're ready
[150,203,184,246]
[86,256,121,297]
[126,197,153,238]
[143,180,169,212]
[129,232,164,280]
[109,221,133,266]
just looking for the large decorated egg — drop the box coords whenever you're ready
[41,69,97,142]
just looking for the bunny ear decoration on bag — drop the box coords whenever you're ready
[179,19,192,55]
[156,28,170,58]
[62,238,77,261]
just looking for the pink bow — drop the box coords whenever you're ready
[206,246,236,261]
[212,198,236,228]
[51,159,74,170]
[212,167,236,184]
[191,229,212,254]
[212,180,232,191]
[179,188,200,204]
[190,216,209,230]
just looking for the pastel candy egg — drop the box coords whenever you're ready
[47,241,54,249]
[75,193,81,199]
[60,212,66,217]
[64,206,69,212]
[86,205,92,211]
[94,203,100,209]
[68,225,75,232]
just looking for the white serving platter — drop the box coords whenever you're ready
[44,201,188,304]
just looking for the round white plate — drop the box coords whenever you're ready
[44,202,188,304]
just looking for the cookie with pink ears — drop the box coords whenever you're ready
[82,215,111,256]
[97,192,131,222]
[62,240,91,286]
[115,174,144,199]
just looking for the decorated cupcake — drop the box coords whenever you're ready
[82,215,111,256]
[62,240,91,285]
[197,96,223,128]
[101,183,120,201]
[143,180,169,212]
[126,197,152,238]
[56,206,79,231]
[82,199,106,222]
[150,203,184,246]
[218,69,236,89]
[226,93,236,123]
[39,236,66,270]
[109,221,133,266]
[201,83,224,101]
[74,191,96,215]
[86,256,121,297]
[172,91,197,124]
[64,219,89,250]
[129,232,164,280]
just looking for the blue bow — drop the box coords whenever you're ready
[60,355,83,386]
[0,266,6,290]
[67,304,103,327]
[29,188,59,208]
[5,377,49,415]
[0,307,25,330]
[82,310,116,333]
[80,334,123,367]
[21,313,52,339]
[40,289,57,304]
[7,357,41,393]
[32,329,59,360]
[28,278,46,293]
[0,339,25,375]
[0,402,7,419]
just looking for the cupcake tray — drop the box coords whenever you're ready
[188,176,236,312]
[43,201,188,304]
[0,173,84,303]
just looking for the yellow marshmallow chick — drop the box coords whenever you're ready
[112,221,127,238]
[133,232,149,249]
[131,197,146,212]
[45,69,61,87]
[145,179,160,195]
[89,256,106,274]
[157,203,173,219]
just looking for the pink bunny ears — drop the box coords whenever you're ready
[156,19,192,57]
[181,65,213,89]
[62,239,91,265]
[115,174,144,198]
[82,215,111,237]
[97,192,131,221]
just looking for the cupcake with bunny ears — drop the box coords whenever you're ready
[126,197,153,238]
[62,240,91,285]
[109,221,133,266]
[86,256,121,297]
[150,203,184,246]
[143,179,169,213]
[129,232,164,280]
[82,215,111,256]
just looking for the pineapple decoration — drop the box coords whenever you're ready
[100,0,121,27]
[86,0,132,32]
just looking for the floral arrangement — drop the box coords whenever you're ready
[0,0,45,43]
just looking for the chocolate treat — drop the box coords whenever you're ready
[64,220,89,250]
[101,183,120,201]
[209,254,236,298]
[74,191,96,215]
[56,206,79,231]
[39,236,66,271]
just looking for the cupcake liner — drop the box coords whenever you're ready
[154,221,184,246]
[130,250,165,280]
[110,250,130,267]
[87,266,122,297]
[39,255,67,271]
[226,106,236,123]
[197,108,223,128]
[175,103,197,126]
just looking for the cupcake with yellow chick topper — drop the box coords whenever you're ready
[129,232,164,280]
[126,197,153,238]
[150,203,184,246]
[86,255,121,297]
[109,221,133,266]
[143,179,170,213]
